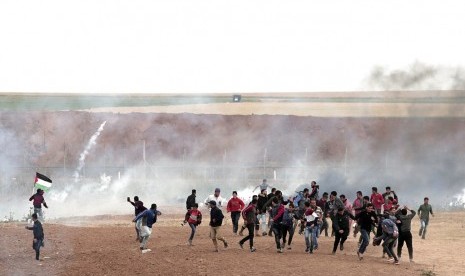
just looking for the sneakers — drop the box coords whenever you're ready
[357,251,363,260]
[394,260,400,265]
[340,244,344,251]
[410,259,415,263]
[287,245,292,250]
[187,239,193,246]
[238,242,244,249]
[141,249,152,254]
[277,248,283,253]
[386,258,394,263]
[213,248,219,252]
[223,241,228,248]
[250,247,256,252]
[305,247,309,253]
[332,251,336,255]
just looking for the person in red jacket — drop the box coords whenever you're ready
[370,187,384,214]
[227,191,245,235]
[183,203,202,246]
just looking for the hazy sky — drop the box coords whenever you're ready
[1,0,464,93]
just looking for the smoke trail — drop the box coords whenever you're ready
[73,121,107,182]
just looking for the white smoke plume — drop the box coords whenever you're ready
[73,121,107,182]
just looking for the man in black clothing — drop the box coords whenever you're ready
[186,189,196,210]
[127,196,146,241]
[331,207,351,254]
[353,203,378,260]
[25,213,44,261]
[396,206,416,262]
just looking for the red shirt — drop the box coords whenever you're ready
[371,193,384,210]
[227,197,245,212]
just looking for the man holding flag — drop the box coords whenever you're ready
[29,172,52,222]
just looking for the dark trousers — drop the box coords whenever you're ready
[397,231,413,259]
[320,216,329,236]
[231,211,241,233]
[281,224,295,246]
[272,223,283,249]
[333,230,348,252]
[33,239,43,260]
[239,223,255,248]
[383,236,399,261]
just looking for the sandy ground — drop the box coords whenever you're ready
[1,211,464,276]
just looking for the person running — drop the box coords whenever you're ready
[209,200,228,252]
[370,187,385,215]
[353,203,378,260]
[133,203,161,253]
[303,202,319,254]
[352,191,364,238]
[270,197,285,253]
[331,207,351,255]
[396,205,416,262]
[418,197,434,239]
[373,216,400,265]
[255,189,269,236]
[25,213,44,261]
[183,203,202,246]
[281,202,297,250]
[238,198,258,252]
[328,191,344,237]
[227,191,245,235]
[340,194,354,234]
[29,189,48,223]
[253,179,273,193]
[127,196,147,241]
[205,188,225,209]
[317,192,329,237]
[309,198,323,250]
[186,189,197,211]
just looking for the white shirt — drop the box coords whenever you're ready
[205,194,225,208]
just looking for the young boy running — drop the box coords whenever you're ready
[183,203,202,246]
[25,213,44,261]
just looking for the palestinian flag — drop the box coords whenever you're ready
[34,172,52,191]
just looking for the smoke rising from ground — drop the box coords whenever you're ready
[1,97,465,220]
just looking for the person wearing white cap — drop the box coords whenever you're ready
[205,188,225,209]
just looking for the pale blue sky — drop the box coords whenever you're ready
[1,0,464,93]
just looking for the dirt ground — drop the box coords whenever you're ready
[1,210,464,276]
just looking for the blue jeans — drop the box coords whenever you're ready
[359,229,370,254]
[304,226,316,251]
[188,223,197,241]
[231,211,241,233]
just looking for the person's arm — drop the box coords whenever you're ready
[133,209,147,222]
[29,195,34,201]
[239,199,245,211]
[43,201,48,208]
[430,206,434,216]
[272,205,284,221]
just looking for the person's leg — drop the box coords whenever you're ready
[358,229,369,255]
[281,224,288,246]
[419,219,425,236]
[388,239,399,262]
[287,224,295,247]
[333,232,341,253]
[321,217,329,237]
[312,226,319,250]
[247,223,254,249]
[33,239,40,260]
[304,227,311,251]
[397,232,405,258]
[405,231,414,261]
[340,231,348,250]
[272,224,281,251]
[233,212,240,234]
[422,220,429,239]
[215,227,228,248]
[34,208,44,223]
[211,227,219,251]
[188,223,196,244]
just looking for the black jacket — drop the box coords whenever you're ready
[186,194,196,210]
[210,207,224,227]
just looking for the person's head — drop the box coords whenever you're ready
[252,195,258,200]
[263,179,267,183]
[31,213,38,221]
[150,203,157,210]
[134,196,139,201]
[365,203,374,212]
[192,203,198,209]
[372,187,378,194]
[322,192,328,199]
[261,189,267,195]
[37,188,43,194]
[251,198,258,205]
[192,189,196,195]
[388,196,394,203]
[363,196,370,203]
[214,188,220,196]
[275,190,282,198]
[337,207,345,214]
[209,200,217,208]
[304,201,311,209]
[271,188,276,194]
[303,188,309,194]
[340,194,346,202]
[424,197,429,204]
[288,202,295,211]
[271,197,279,206]
[389,206,396,214]
[232,191,237,198]
[356,191,363,198]
[386,186,391,192]
[401,208,408,215]
[310,198,317,207]
[311,181,316,187]
[330,191,337,200]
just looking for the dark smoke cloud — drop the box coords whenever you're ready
[365,61,465,91]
